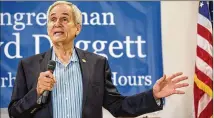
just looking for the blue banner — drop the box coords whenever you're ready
[0,1,163,108]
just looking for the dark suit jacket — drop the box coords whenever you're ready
[8,47,163,118]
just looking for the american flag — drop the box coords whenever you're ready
[194,1,213,118]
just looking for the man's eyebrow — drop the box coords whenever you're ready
[50,13,56,16]
[62,13,69,16]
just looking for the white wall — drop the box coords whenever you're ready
[103,1,199,118]
[1,1,199,118]
[152,1,198,118]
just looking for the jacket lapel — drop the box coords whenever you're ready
[75,47,91,115]
[39,48,53,118]
[40,48,52,72]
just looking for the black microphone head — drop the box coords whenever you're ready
[47,60,56,72]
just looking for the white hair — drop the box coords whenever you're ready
[47,1,82,26]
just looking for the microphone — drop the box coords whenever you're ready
[41,60,56,104]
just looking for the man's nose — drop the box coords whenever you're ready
[54,19,62,27]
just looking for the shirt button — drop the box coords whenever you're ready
[67,114,69,117]
[66,98,68,100]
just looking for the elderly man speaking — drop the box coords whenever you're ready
[8,1,189,118]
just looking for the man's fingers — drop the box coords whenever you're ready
[41,81,54,88]
[53,77,56,83]
[37,74,56,95]
[175,83,189,88]
[167,72,183,81]
[42,77,56,84]
[43,71,54,79]
[38,84,54,93]
[173,90,185,94]
[172,76,188,83]
[157,74,166,84]
[45,86,53,91]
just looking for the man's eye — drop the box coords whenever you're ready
[50,17,56,22]
[63,18,68,21]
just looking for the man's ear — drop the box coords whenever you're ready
[75,24,82,37]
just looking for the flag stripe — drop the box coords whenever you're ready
[196,57,213,79]
[197,35,213,57]
[198,14,212,33]
[194,82,206,118]
[199,100,213,118]
[197,24,213,46]
[195,68,213,90]
[197,46,213,68]
[197,93,212,117]
[194,74,213,98]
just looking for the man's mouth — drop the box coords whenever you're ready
[54,31,64,36]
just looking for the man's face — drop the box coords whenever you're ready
[47,4,80,44]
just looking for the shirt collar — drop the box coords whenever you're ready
[51,47,79,63]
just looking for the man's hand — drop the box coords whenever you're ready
[153,72,189,99]
[36,71,56,96]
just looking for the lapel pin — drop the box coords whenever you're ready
[82,59,86,63]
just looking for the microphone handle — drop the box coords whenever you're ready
[41,90,49,104]
[41,70,53,104]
